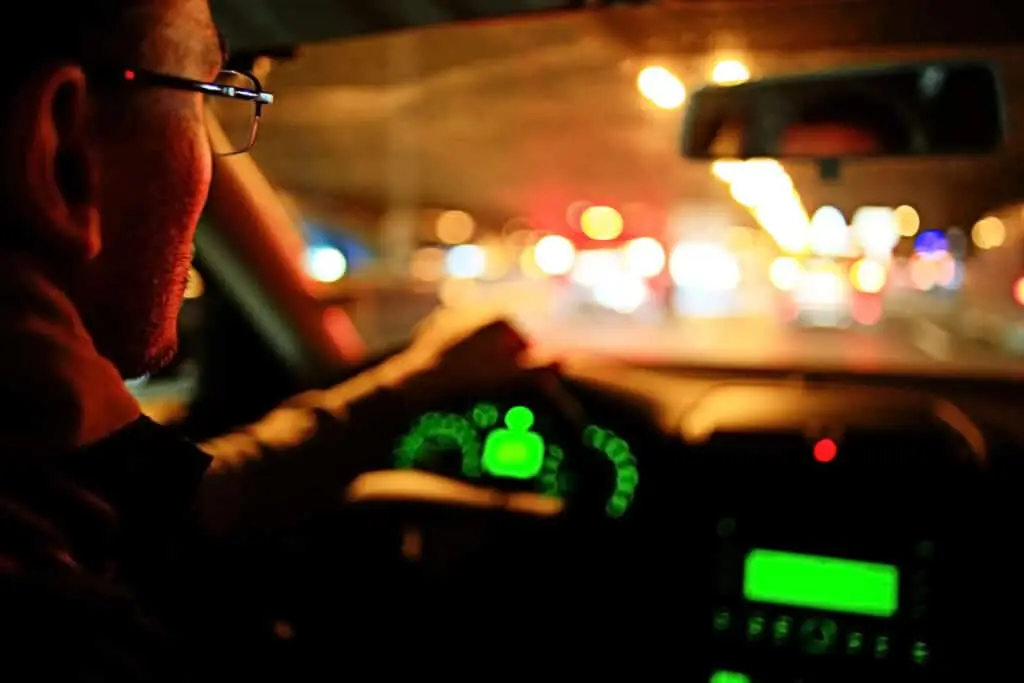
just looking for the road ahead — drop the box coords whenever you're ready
[515,313,1023,376]
[328,276,1024,377]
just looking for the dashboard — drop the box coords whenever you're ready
[393,397,638,518]
[378,367,1019,682]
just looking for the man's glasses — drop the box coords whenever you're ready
[120,68,274,156]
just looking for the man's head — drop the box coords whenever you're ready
[1,0,224,378]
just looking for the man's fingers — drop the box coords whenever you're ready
[414,313,529,359]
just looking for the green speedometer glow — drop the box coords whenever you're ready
[583,425,639,517]
[393,403,638,518]
[537,444,565,498]
[395,411,482,477]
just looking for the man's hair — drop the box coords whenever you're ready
[5,2,155,93]
[0,2,160,243]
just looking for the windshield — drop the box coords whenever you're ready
[219,9,1024,377]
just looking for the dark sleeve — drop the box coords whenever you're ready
[196,384,412,537]
[0,462,187,682]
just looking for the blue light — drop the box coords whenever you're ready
[914,230,948,254]
[445,244,486,278]
[303,222,374,266]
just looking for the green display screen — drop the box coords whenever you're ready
[744,549,899,617]
[710,672,749,683]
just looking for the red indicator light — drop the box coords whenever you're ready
[813,438,837,463]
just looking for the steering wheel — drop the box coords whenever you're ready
[316,373,661,650]
[342,377,599,552]
[240,320,673,669]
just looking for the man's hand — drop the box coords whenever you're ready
[198,311,565,537]
[311,308,559,418]
[383,309,558,409]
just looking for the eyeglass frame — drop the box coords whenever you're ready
[117,67,274,156]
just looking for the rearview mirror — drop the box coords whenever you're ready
[682,61,1005,160]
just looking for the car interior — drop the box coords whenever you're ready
[128,1,1024,680]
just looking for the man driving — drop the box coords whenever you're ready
[0,1,551,678]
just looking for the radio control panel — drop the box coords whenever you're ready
[706,515,939,682]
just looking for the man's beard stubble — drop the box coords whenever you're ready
[85,248,193,380]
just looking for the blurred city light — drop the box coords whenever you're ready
[794,266,845,307]
[894,205,920,237]
[851,206,899,258]
[305,246,347,283]
[1014,277,1024,306]
[637,66,686,109]
[669,243,740,290]
[850,259,887,294]
[908,250,956,290]
[972,216,1005,249]
[711,159,810,253]
[445,244,486,278]
[436,210,475,244]
[769,256,802,291]
[593,272,648,313]
[580,205,624,241]
[534,234,576,275]
[572,249,618,287]
[914,230,948,255]
[711,59,750,85]
[809,205,849,256]
[623,237,666,277]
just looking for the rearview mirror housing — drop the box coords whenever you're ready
[681,61,1006,161]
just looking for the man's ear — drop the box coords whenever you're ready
[3,64,101,261]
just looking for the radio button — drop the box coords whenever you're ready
[846,631,864,655]
[746,613,766,641]
[874,635,890,660]
[911,640,930,665]
[772,615,793,645]
[799,618,838,654]
[712,608,731,633]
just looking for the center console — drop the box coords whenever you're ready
[683,383,987,683]
[706,507,940,683]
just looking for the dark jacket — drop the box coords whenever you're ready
[0,417,210,681]
[0,381,409,682]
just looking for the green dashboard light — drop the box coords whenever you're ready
[744,549,899,617]
[394,407,640,518]
[583,425,608,450]
[538,444,564,497]
[481,406,545,479]
[395,412,482,477]
[710,671,749,683]
[583,425,638,518]
[471,402,499,429]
